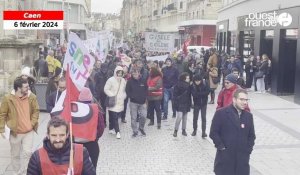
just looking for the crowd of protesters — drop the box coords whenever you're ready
[0,40,263,174]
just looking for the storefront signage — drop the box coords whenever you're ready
[144,32,175,52]
[245,11,292,27]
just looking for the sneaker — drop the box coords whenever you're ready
[161,116,167,120]
[121,119,127,123]
[132,132,138,137]
[202,133,207,138]
[116,132,121,139]
[109,130,115,135]
[208,101,214,104]
[139,129,146,136]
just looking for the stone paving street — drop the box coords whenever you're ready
[1,90,300,175]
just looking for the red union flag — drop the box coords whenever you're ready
[51,67,98,141]
[51,33,98,141]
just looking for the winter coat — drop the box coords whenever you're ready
[173,80,191,113]
[208,67,219,89]
[0,90,39,136]
[207,53,218,68]
[46,91,62,114]
[94,63,109,100]
[27,138,96,175]
[104,66,127,112]
[147,76,163,101]
[209,104,256,175]
[162,66,179,89]
[191,80,210,107]
[125,77,148,105]
[258,60,269,75]
[216,85,250,112]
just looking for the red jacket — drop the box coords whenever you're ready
[217,84,250,112]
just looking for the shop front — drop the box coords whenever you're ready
[237,7,300,103]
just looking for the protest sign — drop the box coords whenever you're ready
[146,54,169,62]
[144,32,175,52]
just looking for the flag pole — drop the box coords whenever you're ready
[68,122,74,174]
[66,64,74,175]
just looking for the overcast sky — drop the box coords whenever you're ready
[91,0,123,14]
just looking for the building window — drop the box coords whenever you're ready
[180,1,183,9]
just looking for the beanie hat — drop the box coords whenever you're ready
[225,73,238,84]
[78,87,93,102]
[21,67,31,77]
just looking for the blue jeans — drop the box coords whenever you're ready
[163,87,176,117]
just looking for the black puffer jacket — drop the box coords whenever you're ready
[27,138,96,175]
[173,80,191,113]
[191,80,210,107]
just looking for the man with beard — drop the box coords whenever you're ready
[27,117,96,175]
[46,77,66,115]
[209,89,256,175]
[0,77,39,175]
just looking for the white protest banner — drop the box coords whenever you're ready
[146,54,169,62]
[83,38,98,53]
[63,32,95,91]
[144,32,175,52]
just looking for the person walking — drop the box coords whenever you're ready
[27,117,96,175]
[104,66,127,139]
[46,77,66,114]
[208,65,219,104]
[125,68,148,137]
[209,89,256,175]
[191,74,210,137]
[75,87,105,169]
[147,67,163,129]
[94,62,109,126]
[0,77,39,175]
[162,58,179,120]
[173,72,191,137]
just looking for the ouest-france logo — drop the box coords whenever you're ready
[245,11,292,27]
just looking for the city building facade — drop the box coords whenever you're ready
[121,0,222,48]
[216,0,300,103]
[0,0,43,74]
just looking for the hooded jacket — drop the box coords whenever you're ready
[104,66,127,112]
[0,90,39,136]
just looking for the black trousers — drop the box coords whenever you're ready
[245,72,254,88]
[108,111,121,133]
[148,100,162,124]
[193,105,207,132]
[82,141,99,169]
